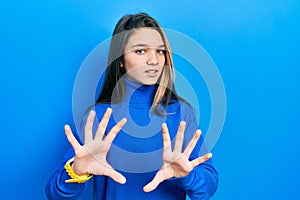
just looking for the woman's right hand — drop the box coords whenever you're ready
[64,108,127,184]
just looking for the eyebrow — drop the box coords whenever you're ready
[129,44,166,49]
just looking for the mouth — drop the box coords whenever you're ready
[144,69,159,77]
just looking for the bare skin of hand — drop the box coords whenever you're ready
[143,121,212,192]
[64,108,127,184]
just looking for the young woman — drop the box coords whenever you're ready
[46,13,218,199]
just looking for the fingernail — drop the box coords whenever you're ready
[121,177,126,184]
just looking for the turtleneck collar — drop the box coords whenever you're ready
[123,77,157,105]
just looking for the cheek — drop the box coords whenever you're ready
[125,56,146,69]
[159,54,166,62]
[159,56,166,66]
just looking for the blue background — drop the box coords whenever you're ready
[0,0,299,199]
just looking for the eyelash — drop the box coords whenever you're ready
[157,49,165,54]
[135,49,145,54]
[135,49,165,55]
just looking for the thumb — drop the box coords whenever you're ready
[105,168,127,184]
[143,180,159,193]
[143,171,165,192]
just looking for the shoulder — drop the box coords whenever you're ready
[166,100,197,127]
[94,103,112,116]
[167,99,195,116]
[80,103,111,128]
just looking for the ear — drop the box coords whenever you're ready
[119,57,124,67]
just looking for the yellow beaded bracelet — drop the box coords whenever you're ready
[64,158,93,183]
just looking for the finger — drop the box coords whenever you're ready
[64,125,81,152]
[183,129,202,157]
[104,118,127,143]
[190,153,213,167]
[143,170,166,192]
[173,121,186,154]
[94,108,112,141]
[84,110,96,143]
[104,168,127,184]
[162,123,172,153]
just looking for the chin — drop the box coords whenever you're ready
[142,79,158,85]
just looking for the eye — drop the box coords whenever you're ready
[135,49,146,54]
[157,49,165,55]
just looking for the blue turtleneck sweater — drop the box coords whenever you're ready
[46,78,218,200]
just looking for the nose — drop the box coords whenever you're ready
[146,50,158,66]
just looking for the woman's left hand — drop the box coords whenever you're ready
[143,121,212,192]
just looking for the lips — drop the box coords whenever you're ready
[144,69,159,77]
[145,70,158,74]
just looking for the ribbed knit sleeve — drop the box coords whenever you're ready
[45,148,90,200]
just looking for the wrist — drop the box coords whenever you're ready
[64,157,93,183]
[70,157,91,175]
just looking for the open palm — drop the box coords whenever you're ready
[143,121,212,192]
[64,108,127,184]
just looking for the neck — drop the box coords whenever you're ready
[123,77,157,104]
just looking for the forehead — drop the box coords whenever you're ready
[125,28,164,48]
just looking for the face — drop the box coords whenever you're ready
[123,28,166,85]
